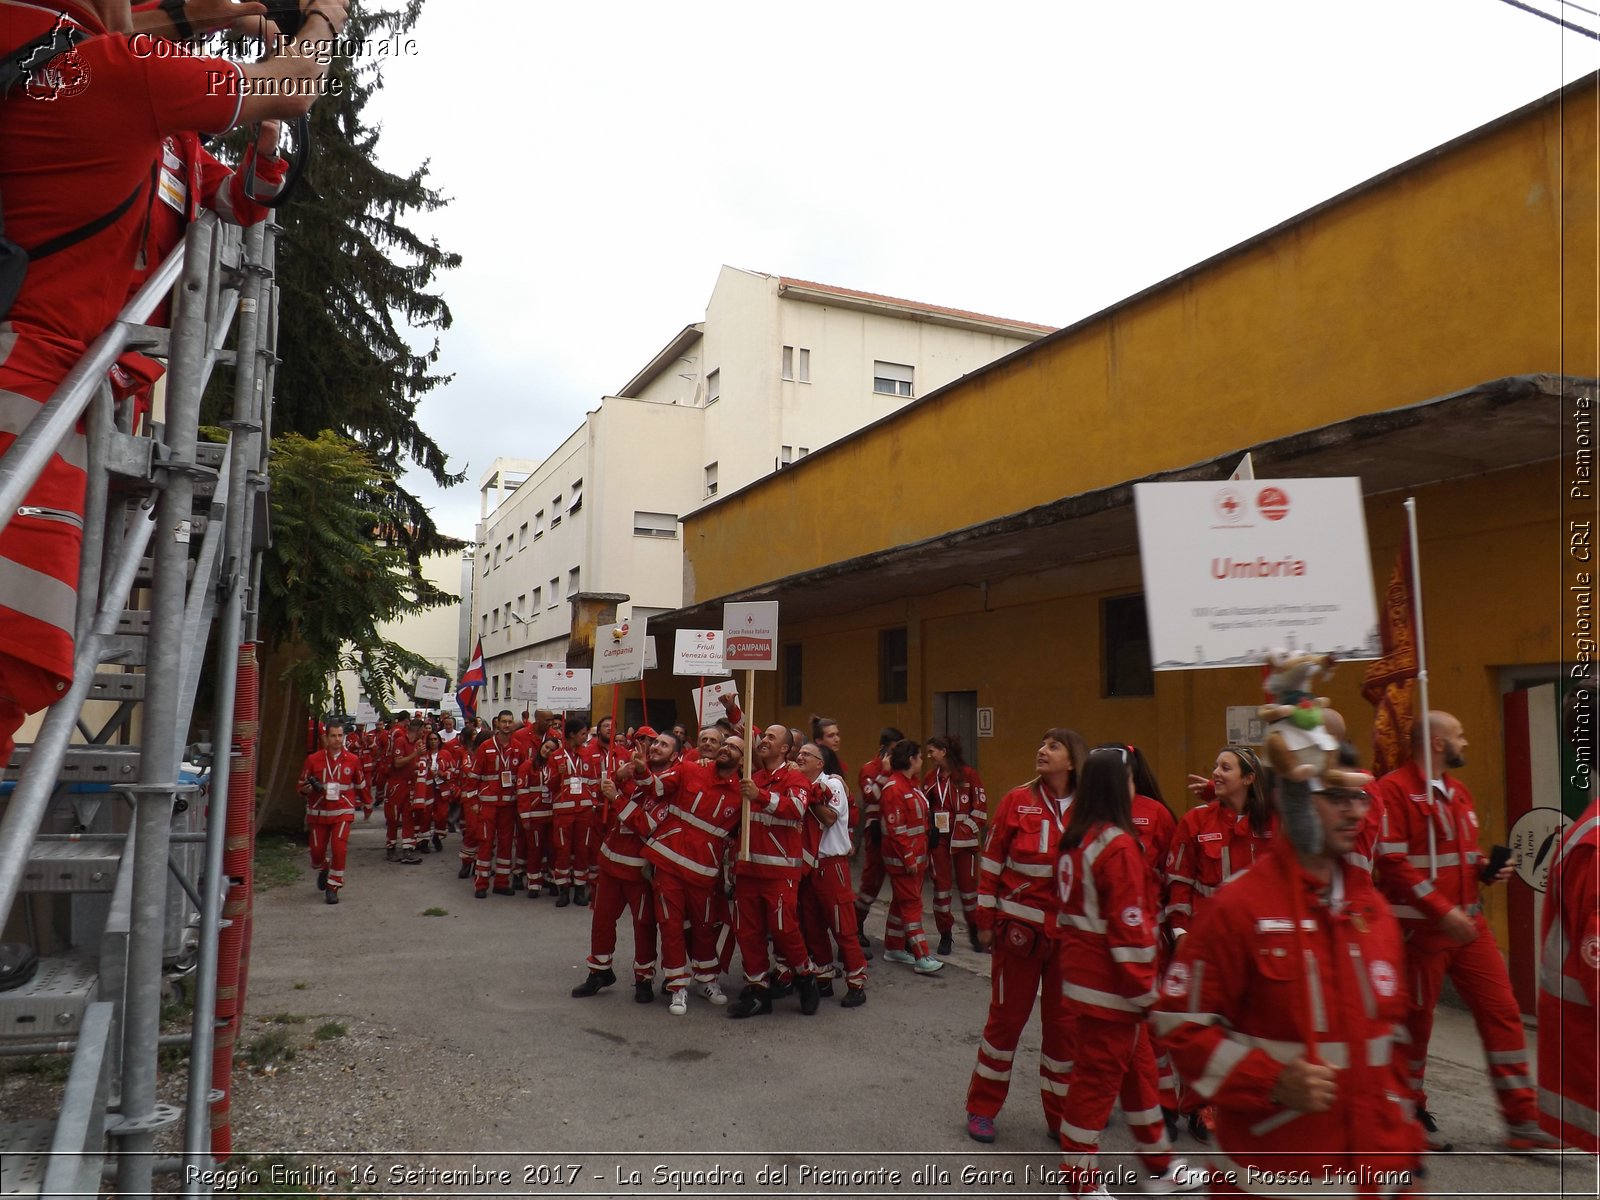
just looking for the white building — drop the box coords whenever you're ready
[334,548,469,718]
[470,266,1053,704]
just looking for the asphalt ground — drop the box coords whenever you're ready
[236,821,1597,1199]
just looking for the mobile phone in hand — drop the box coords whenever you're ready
[1480,843,1512,883]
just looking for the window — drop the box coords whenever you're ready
[780,445,793,467]
[492,675,500,701]
[480,551,489,575]
[568,566,580,597]
[481,614,488,636]
[569,479,583,515]
[492,543,501,569]
[782,346,794,380]
[534,510,545,539]
[516,594,526,619]
[704,462,719,497]
[491,607,500,631]
[799,446,810,457]
[878,627,908,703]
[518,523,528,550]
[1103,594,1155,697]
[797,348,810,383]
[548,577,560,607]
[873,360,914,397]
[530,585,542,611]
[782,642,803,707]
[550,495,562,528]
[706,369,720,405]
[633,511,678,539]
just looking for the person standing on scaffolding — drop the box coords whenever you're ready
[0,0,349,766]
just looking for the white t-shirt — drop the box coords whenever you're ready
[816,773,852,858]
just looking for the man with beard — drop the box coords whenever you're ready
[1368,710,1558,1152]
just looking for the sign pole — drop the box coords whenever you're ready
[739,668,754,862]
[1405,497,1435,788]
[697,675,705,727]
[638,675,649,728]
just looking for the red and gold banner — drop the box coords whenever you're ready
[1362,542,1417,776]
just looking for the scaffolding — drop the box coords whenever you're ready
[0,211,277,1198]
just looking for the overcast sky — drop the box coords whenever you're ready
[361,0,1598,542]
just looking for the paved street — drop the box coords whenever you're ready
[234,822,1594,1198]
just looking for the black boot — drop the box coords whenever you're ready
[457,861,472,879]
[840,987,866,1008]
[474,886,488,899]
[817,978,834,998]
[767,976,794,1001]
[316,868,328,891]
[634,980,655,1004]
[385,846,398,862]
[544,881,559,896]
[432,835,443,851]
[556,885,571,908]
[968,925,983,953]
[937,931,954,956]
[571,968,616,997]
[325,888,339,905]
[727,986,772,1019]
[574,884,590,906]
[417,839,432,854]
[797,974,821,1016]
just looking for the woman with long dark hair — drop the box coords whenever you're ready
[878,739,943,974]
[964,727,1086,1144]
[923,734,988,955]
[1053,746,1191,1197]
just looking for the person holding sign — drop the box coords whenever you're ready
[877,740,943,975]
[728,725,822,1018]
[965,727,1086,1145]
[299,725,372,905]
[1151,770,1424,1197]
[923,735,987,956]
[641,736,747,1015]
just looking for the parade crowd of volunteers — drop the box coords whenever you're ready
[299,687,1598,1199]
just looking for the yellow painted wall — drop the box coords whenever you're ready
[684,83,1595,603]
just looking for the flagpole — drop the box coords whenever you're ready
[1405,497,1434,786]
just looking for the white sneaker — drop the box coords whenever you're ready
[668,989,687,1016]
[698,980,727,1005]
[1139,1156,1203,1194]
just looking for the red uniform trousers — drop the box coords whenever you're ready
[383,777,416,849]
[550,807,590,886]
[654,871,722,994]
[430,789,449,840]
[1403,915,1537,1125]
[855,833,887,918]
[458,796,480,869]
[308,817,354,891]
[409,785,433,844]
[1057,1018,1172,1195]
[518,811,552,888]
[733,875,813,987]
[883,869,931,959]
[967,925,1072,1124]
[712,887,736,977]
[930,841,979,935]
[474,800,516,888]
[799,856,868,989]
[581,806,602,885]
[512,814,528,879]
[587,871,657,982]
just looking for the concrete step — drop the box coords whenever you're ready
[21,841,120,893]
[0,953,97,1040]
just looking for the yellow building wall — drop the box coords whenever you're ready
[684,83,1595,603]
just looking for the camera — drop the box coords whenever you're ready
[261,0,310,39]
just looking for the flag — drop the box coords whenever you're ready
[457,638,486,722]
[1362,542,1418,776]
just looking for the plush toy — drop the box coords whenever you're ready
[1259,650,1374,793]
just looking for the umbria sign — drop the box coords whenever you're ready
[1133,477,1381,671]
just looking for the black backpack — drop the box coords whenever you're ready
[1,19,147,318]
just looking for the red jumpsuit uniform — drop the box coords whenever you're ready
[798,774,869,992]
[1130,793,1179,1106]
[732,762,815,988]
[387,728,420,854]
[369,726,393,844]
[1152,843,1423,1195]
[1538,797,1599,1150]
[579,738,622,887]
[968,780,1073,1124]
[548,746,591,889]
[878,773,933,959]
[1164,799,1275,937]
[923,766,986,938]
[641,762,743,993]
[465,735,524,890]
[516,755,555,893]
[299,749,371,892]
[854,761,890,920]
[1368,761,1537,1128]
[412,747,450,847]
[587,763,673,983]
[1054,820,1172,1193]
[0,3,244,763]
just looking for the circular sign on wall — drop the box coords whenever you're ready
[1509,807,1574,893]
